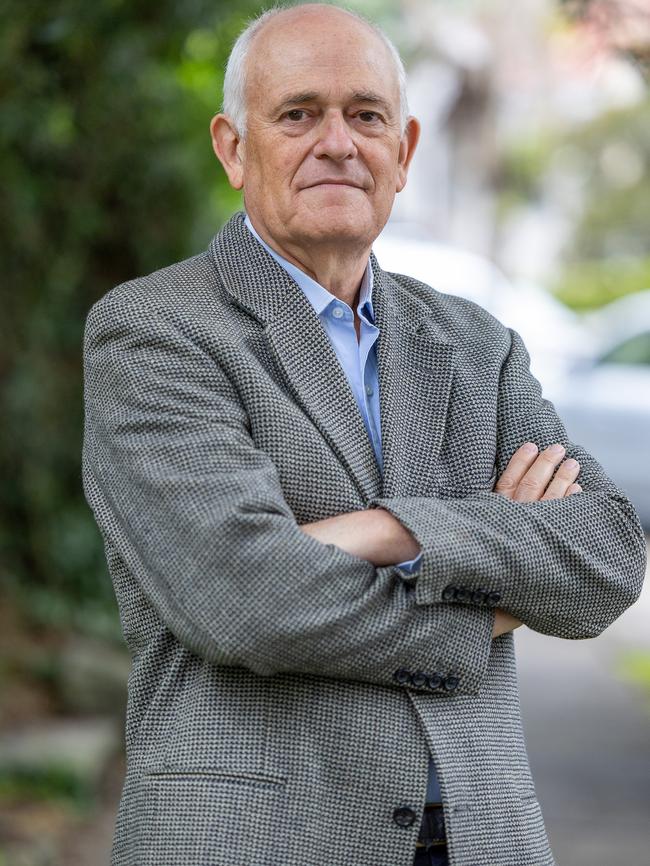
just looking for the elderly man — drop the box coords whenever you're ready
[82,3,646,866]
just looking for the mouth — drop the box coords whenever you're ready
[303,181,364,190]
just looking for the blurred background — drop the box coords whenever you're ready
[1,0,649,863]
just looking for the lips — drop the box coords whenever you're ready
[303,180,363,189]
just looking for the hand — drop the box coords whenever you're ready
[493,441,582,502]
[491,441,581,637]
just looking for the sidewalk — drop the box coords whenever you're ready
[515,535,650,865]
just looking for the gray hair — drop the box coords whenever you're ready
[221,2,409,139]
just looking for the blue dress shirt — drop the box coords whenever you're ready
[244,213,442,804]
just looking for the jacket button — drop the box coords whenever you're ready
[472,588,488,604]
[393,806,417,827]
[411,671,427,687]
[443,674,460,691]
[394,668,412,685]
[441,584,458,601]
[427,672,442,690]
[455,586,472,603]
[487,591,502,605]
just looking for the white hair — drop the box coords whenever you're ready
[221,2,409,139]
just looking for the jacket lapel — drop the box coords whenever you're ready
[210,211,381,502]
[370,258,456,497]
[210,211,455,502]
[265,297,384,502]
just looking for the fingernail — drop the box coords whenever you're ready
[564,458,579,470]
[522,442,537,454]
[548,443,565,455]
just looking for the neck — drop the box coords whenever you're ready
[247,214,371,308]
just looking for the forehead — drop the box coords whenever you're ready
[246,11,399,108]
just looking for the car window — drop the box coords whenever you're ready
[599,332,650,365]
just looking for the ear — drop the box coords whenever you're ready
[395,116,421,193]
[210,113,245,190]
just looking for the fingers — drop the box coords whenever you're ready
[494,442,582,502]
[540,457,581,501]
[493,442,540,499]
[515,443,565,502]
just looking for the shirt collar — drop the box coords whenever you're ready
[243,211,375,323]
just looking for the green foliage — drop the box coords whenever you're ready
[568,101,650,263]
[0,0,264,631]
[552,101,650,309]
[0,764,93,810]
[500,97,650,311]
[552,256,650,311]
[496,130,556,208]
[615,649,650,715]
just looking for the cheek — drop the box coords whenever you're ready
[370,167,397,196]
[366,144,400,186]
[256,148,300,192]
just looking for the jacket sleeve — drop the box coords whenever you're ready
[368,327,647,640]
[82,294,497,695]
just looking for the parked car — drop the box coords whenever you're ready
[372,227,650,527]
[548,291,650,527]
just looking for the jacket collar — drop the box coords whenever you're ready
[209,210,455,502]
[243,210,376,322]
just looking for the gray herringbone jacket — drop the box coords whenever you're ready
[82,210,647,866]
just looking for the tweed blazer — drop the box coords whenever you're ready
[82,210,647,866]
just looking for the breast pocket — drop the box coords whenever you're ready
[436,461,498,498]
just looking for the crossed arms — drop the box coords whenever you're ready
[82,297,647,697]
[300,440,584,639]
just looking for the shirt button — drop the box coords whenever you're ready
[332,306,344,319]
[365,384,374,396]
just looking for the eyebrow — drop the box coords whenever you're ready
[273,90,394,118]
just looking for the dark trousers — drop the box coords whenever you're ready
[412,803,449,866]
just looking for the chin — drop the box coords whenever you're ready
[295,205,374,245]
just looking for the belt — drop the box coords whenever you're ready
[415,802,446,849]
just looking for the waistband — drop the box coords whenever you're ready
[415,802,446,849]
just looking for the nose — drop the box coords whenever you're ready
[312,110,357,161]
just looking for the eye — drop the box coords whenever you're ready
[358,111,381,123]
[284,109,308,121]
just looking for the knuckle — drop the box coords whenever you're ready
[496,474,517,491]
[518,476,540,493]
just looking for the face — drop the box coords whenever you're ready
[211,6,420,255]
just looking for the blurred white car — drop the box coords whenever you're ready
[372,227,650,527]
[549,292,650,528]
[372,224,592,385]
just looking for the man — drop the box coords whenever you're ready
[81,4,646,865]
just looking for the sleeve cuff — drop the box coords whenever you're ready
[394,549,423,573]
